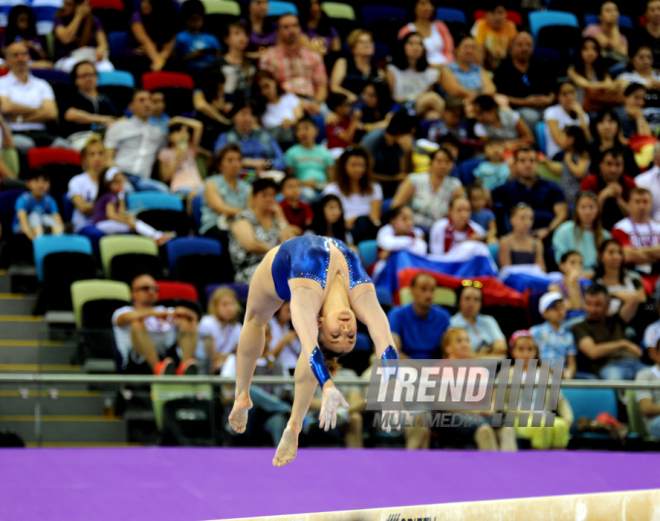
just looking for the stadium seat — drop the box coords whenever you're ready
[71,278,131,328]
[399,286,457,307]
[358,240,378,268]
[151,383,213,431]
[110,252,163,285]
[138,209,190,239]
[107,30,128,60]
[89,0,123,8]
[126,192,184,212]
[201,0,240,15]
[192,194,202,230]
[31,68,74,111]
[141,71,194,115]
[362,5,406,26]
[165,237,222,273]
[26,148,82,215]
[33,234,92,283]
[99,235,159,278]
[268,0,298,17]
[3,147,19,178]
[584,13,633,28]
[528,10,579,41]
[202,0,241,41]
[89,0,126,33]
[322,2,356,21]
[97,69,135,114]
[43,251,97,311]
[562,387,619,439]
[205,282,249,304]
[537,25,582,62]
[33,5,59,35]
[435,7,467,24]
[536,121,547,155]
[79,298,129,362]
[175,253,230,302]
[625,389,655,440]
[156,280,199,302]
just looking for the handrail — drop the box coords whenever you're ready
[0,373,659,389]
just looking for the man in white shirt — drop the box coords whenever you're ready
[0,41,69,155]
[112,273,199,375]
[634,144,660,222]
[104,89,168,192]
[612,187,660,275]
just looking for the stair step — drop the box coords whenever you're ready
[0,317,47,340]
[0,391,106,415]
[0,364,81,373]
[0,341,77,365]
[0,294,37,315]
[0,415,127,443]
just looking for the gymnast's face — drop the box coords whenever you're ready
[319,309,357,353]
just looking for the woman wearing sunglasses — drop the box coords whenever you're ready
[449,280,507,356]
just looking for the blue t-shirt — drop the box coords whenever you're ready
[388,304,450,359]
[12,192,59,233]
[471,208,495,231]
[174,31,221,71]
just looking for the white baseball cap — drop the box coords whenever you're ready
[105,166,122,183]
[539,292,563,314]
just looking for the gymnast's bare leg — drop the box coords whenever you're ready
[228,249,284,433]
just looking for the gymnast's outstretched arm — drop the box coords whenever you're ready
[289,285,349,430]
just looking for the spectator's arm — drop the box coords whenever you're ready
[639,397,660,417]
[16,210,34,240]
[565,151,590,179]
[535,238,546,272]
[230,218,272,254]
[204,178,244,217]
[64,107,114,125]
[95,29,109,58]
[578,335,634,360]
[480,68,496,95]
[621,245,655,265]
[169,116,203,148]
[498,236,512,267]
[548,202,569,232]
[23,99,57,123]
[390,177,415,209]
[130,20,160,64]
[192,91,231,125]
[368,196,381,224]
[314,82,328,105]
[515,117,535,145]
[329,58,358,102]
[0,96,38,116]
[115,308,171,327]
[54,9,87,45]
[618,287,646,324]
[0,115,14,149]
[557,396,574,428]
[438,66,473,99]
[70,194,94,216]
[105,147,116,166]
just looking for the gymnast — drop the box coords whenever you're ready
[228,234,400,466]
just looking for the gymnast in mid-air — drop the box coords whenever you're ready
[228,234,399,466]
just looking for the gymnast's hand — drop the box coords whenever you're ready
[319,382,349,431]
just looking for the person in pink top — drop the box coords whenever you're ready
[397,0,454,67]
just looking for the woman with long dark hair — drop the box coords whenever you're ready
[595,239,646,315]
[1,5,50,67]
[589,109,640,177]
[358,79,397,131]
[567,37,620,110]
[296,0,340,56]
[308,194,350,244]
[397,0,454,67]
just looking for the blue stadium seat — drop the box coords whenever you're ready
[31,68,71,85]
[354,332,371,351]
[562,387,619,438]
[205,282,249,303]
[536,121,547,155]
[528,10,579,41]
[268,0,298,17]
[166,237,222,273]
[107,31,128,60]
[98,70,135,88]
[33,5,59,35]
[0,189,26,239]
[584,13,633,28]
[126,192,184,212]
[381,198,393,218]
[435,7,467,24]
[362,5,406,26]
[33,234,93,283]
[358,239,378,268]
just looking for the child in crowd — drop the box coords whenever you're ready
[307,194,354,246]
[326,93,362,155]
[473,138,510,192]
[278,175,313,235]
[285,117,334,200]
[473,95,533,150]
[467,184,497,244]
[561,126,591,205]
[373,205,427,279]
[471,0,518,70]
[267,301,301,375]
[13,169,63,240]
[1,5,50,67]
[499,203,545,270]
[219,20,257,103]
[548,251,588,320]
[198,286,242,373]
[530,292,578,379]
[426,96,470,143]
[506,330,573,449]
[158,118,204,206]
[93,167,175,245]
[174,0,221,73]
[429,196,485,255]
[149,91,170,135]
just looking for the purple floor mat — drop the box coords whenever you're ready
[1,448,659,521]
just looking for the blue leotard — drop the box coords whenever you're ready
[271,235,371,301]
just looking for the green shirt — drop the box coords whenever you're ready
[284,144,334,186]
[199,174,251,235]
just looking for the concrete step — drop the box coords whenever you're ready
[0,316,48,340]
[0,294,37,315]
[0,363,81,373]
[0,390,106,416]
[0,341,77,365]
[0,415,127,443]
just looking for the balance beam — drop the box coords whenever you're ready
[216,489,660,521]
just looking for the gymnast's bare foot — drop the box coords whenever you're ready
[273,424,299,467]
[229,392,252,434]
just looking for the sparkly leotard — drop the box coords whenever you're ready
[271,235,371,301]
